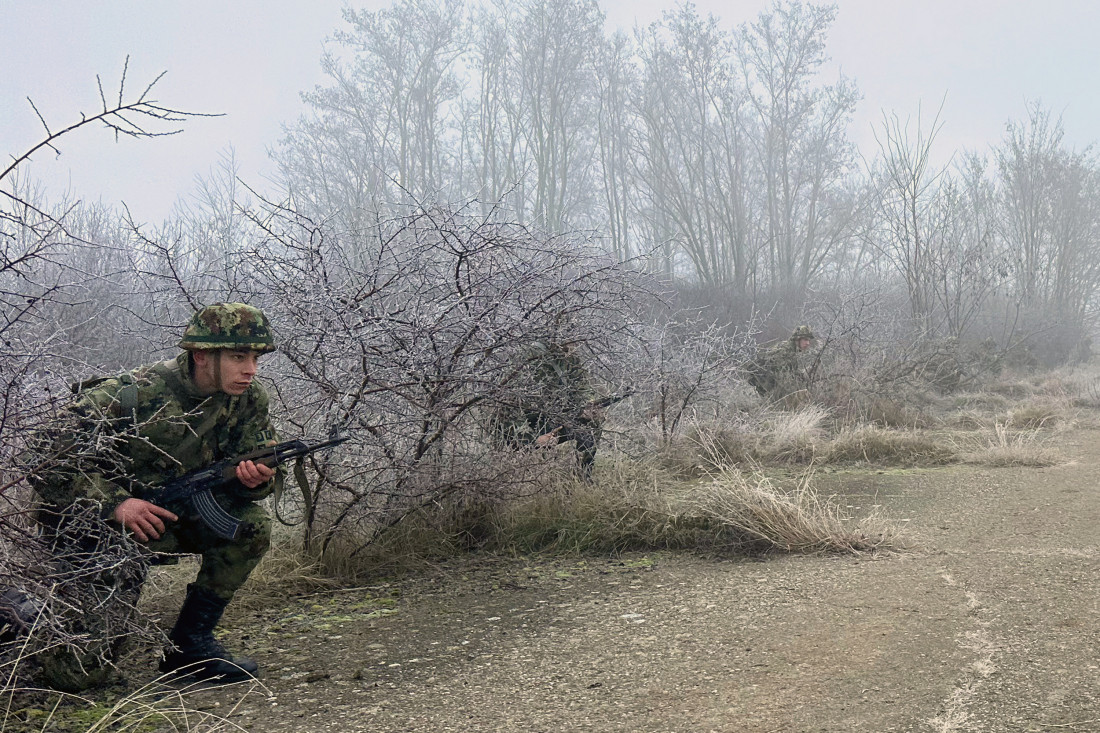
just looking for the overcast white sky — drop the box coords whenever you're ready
[3,0,1098,223]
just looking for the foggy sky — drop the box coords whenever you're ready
[3,0,1098,223]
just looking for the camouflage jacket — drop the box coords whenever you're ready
[493,344,596,443]
[745,341,811,396]
[34,352,283,514]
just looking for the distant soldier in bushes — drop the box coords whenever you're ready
[745,325,816,399]
[29,303,282,689]
[493,339,604,477]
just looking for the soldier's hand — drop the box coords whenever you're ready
[114,498,177,543]
[236,460,276,489]
[535,426,563,447]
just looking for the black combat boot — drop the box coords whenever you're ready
[159,584,258,682]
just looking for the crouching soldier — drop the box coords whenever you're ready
[745,325,816,399]
[493,340,604,478]
[31,303,283,685]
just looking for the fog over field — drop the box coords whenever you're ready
[7,2,1100,717]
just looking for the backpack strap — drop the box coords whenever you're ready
[72,375,140,422]
[152,359,226,463]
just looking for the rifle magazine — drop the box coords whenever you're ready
[191,490,244,541]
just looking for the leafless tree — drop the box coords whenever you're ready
[632,5,749,285]
[594,31,641,261]
[869,105,950,329]
[995,103,1100,322]
[280,0,466,231]
[737,1,860,300]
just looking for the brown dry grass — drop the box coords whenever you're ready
[2,674,264,732]
[823,425,957,466]
[686,466,902,554]
[958,422,1061,467]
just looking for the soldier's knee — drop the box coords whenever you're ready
[243,512,271,558]
[231,503,271,559]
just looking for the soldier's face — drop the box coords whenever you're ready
[193,349,262,395]
[796,338,811,351]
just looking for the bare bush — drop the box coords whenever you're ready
[1,67,208,689]
[225,202,658,560]
[627,317,758,449]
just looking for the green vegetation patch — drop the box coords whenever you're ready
[265,594,399,635]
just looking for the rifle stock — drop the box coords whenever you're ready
[147,436,347,540]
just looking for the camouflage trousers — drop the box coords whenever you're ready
[147,497,272,601]
[30,499,270,690]
[44,497,272,603]
[501,412,602,478]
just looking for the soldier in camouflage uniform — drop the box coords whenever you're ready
[745,325,816,398]
[33,303,282,685]
[494,340,603,477]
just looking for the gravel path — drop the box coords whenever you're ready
[157,427,1100,732]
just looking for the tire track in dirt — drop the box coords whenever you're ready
[925,571,1000,732]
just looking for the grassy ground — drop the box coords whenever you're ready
[3,360,1095,730]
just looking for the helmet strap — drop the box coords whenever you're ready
[189,349,225,395]
[211,350,224,394]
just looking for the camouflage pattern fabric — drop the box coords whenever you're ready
[493,342,601,474]
[178,302,276,352]
[745,336,813,398]
[35,351,282,600]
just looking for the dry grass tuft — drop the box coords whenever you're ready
[669,404,964,471]
[959,422,1061,467]
[674,424,759,472]
[491,454,904,556]
[950,391,1011,412]
[1033,376,1069,396]
[2,674,264,732]
[823,425,957,466]
[859,396,935,428]
[305,450,906,565]
[490,457,708,555]
[759,404,829,462]
[665,406,829,473]
[1071,377,1100,409]
[987,380,1033,399]
[1005,404,1063,429]
[942,410,990,430]
[685,466,902,554]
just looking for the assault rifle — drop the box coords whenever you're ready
[146,436,348,541]
[587,390,635,411]
[539,390,635,442]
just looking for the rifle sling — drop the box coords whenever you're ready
[272,456,311,528]
[154,359,316,529]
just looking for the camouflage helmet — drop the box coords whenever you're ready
[791,325,815,341]
[178,302,275,353]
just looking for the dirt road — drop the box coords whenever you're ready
[181,428,1100,732]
